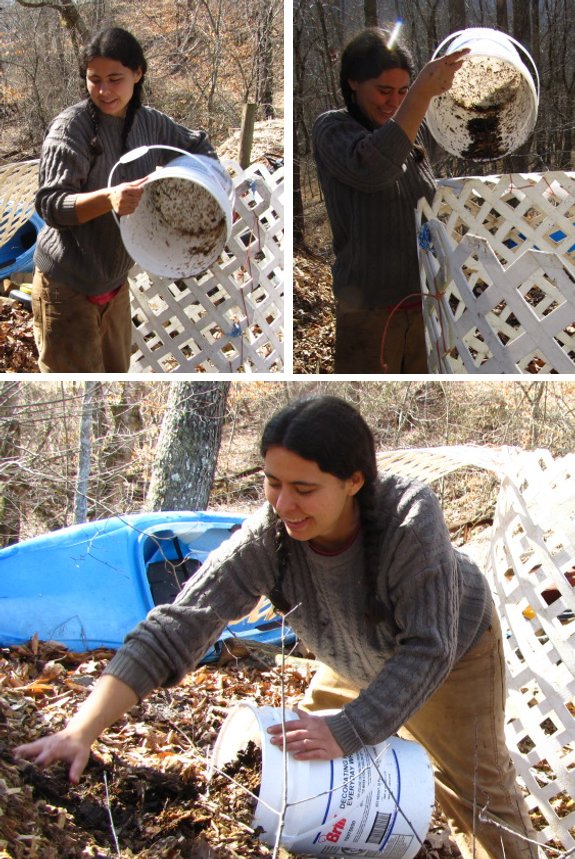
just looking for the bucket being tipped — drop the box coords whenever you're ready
[108,145,234,279]
[426,28,539,161]
[210,703,435,859]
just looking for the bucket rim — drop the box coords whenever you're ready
[432,27,540,98]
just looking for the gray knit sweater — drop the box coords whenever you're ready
[104,473,492,755]
[312,109,436,308]
[34,100,215,295]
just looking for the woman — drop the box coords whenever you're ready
[14,395,538,859]
[32,26,216,373]
[312,28,468,373]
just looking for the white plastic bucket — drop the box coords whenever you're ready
[210,703,435,859]
[108,145,234,279]
[426,28,539,161]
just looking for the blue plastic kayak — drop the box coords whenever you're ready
[0,511,294,661]
[0,210,44,277]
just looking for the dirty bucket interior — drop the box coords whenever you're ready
[427,29,539,160]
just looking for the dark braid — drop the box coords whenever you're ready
[269,519,292,614]
[121,96,140,154]
[261,395,383,621]
[357,476,387,623]
[86,98,103,156]
[79,27,148,159]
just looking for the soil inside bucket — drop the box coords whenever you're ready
[463,111,505,159]
[211,741,263,829]
[148,176,227,258]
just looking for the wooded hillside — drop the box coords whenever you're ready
[0,0,283,162]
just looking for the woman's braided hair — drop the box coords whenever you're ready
[79,27,148,157]
[260,395,385,622]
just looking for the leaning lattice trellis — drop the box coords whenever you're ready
[378,444,575,854]
[0,160,39,247]
[128,160,284,373]
[416,172,575,374]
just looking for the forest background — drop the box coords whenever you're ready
[0,0,284,162]
[2,378,575,548]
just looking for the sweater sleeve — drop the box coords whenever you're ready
[324,483,462,754]
[313,111,416,192]
[35,111,91,228]
[102,506,279,699]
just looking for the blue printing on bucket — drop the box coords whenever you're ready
[309,745,402,851]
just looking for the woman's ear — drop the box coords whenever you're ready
[348,471,365,496]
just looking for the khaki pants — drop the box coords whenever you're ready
[300,607,539,859]
[334,300,428,374]
[32,270,132,373]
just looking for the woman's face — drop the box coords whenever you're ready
[86,57,143,117]
[348,67,410,127]
[263,446,364,551]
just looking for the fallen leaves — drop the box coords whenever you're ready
[293,250,335,374]
[0,296,38,373]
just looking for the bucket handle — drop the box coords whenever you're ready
[431,30,540,98]
[106,144,212,227]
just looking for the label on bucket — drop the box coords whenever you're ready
[284,741,433,859]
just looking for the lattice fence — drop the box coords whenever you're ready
[0,160,39,247]
[378,444,575,854]
[417,172,575,374]
[128,159,284,373]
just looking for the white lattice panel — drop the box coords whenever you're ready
[417,172,575,374]
[0,160,39,246]
[377,445,575,854]
[129,160,284,373]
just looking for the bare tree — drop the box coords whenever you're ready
[449,0,466,30]
[0,382,23,546]
[364,0,378,26]
[14,0,89,60]
[74,382,97,524]
[495,0,509,30]
[146,382,230,512]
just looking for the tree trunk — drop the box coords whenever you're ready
[255,0,275,119]
[496,0,509,31]
[449,0,466,31]
[146,382,230,512]
[512,0,530,45]
[364,0,378,27]
[74,382,97,524]
[0,382,22,546]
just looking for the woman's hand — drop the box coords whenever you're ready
[74,176,148,223]
[13,675,138,783]
[14,728,93,785]
[267,707,344,760]
[412,48,470,100]
[108,176,149,216]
